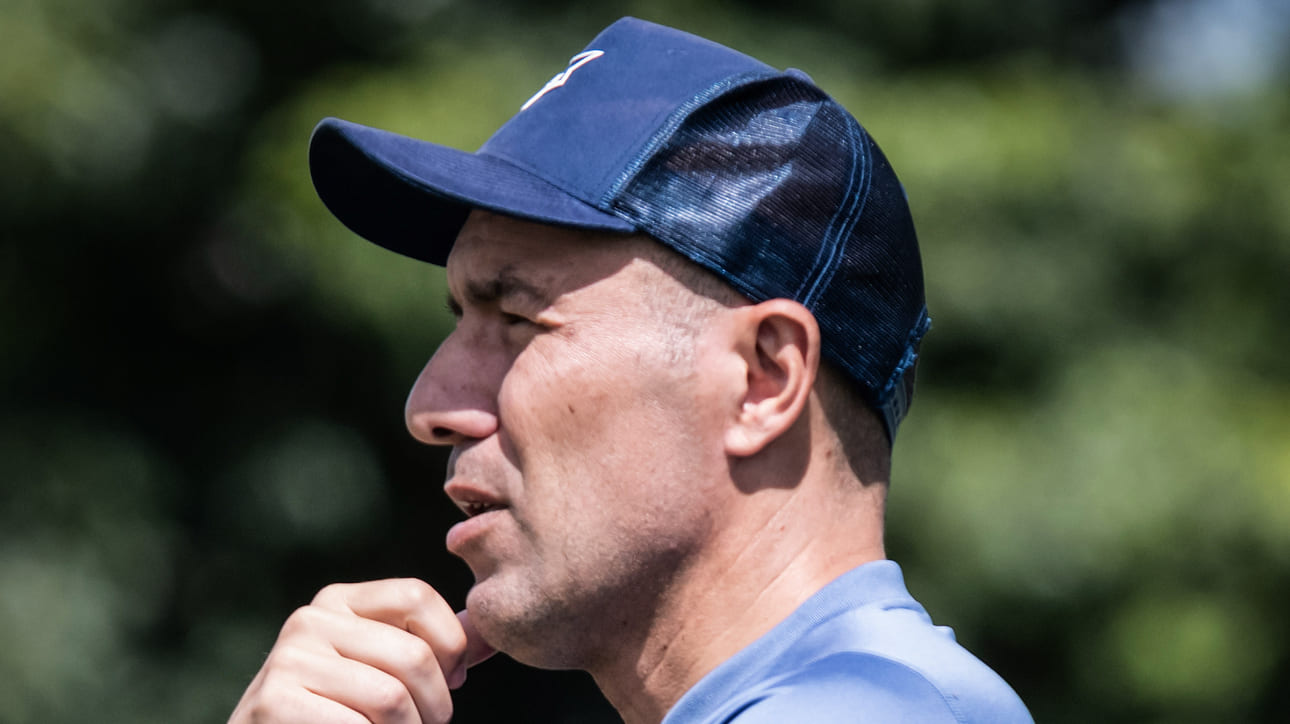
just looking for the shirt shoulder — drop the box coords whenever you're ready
[660,562,1033,724]
[723,651,1033,724]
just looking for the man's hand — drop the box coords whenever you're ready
[228,579,496,724]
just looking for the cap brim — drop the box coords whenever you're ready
[308,117,637,265]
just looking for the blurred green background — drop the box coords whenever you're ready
[2,0,1288,721]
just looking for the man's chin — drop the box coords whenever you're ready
[463,578,519,646]
[464,580,583,669]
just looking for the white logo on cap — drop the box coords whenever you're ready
[520,50,605,111]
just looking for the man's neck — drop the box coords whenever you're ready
[589,476,887,724]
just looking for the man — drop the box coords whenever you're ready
[230,17,1032,724]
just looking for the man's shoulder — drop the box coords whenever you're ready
[725,651,1033,724]
[662,562,1033,724]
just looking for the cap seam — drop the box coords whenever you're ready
[475,147,600,208]
[599,70,788,212]
[798,108,871,308]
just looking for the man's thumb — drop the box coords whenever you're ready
[449,609,497,689]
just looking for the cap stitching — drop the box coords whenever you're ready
[799,108,871,308]
[599,70,789,213]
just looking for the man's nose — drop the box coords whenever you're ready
[404,338,500,446]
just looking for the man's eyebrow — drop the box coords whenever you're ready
[448,267,549,312]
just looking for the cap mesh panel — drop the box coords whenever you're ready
[611,77,927,435]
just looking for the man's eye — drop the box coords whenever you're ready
[501,312,531,326]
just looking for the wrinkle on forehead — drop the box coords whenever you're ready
[447,211,650,308]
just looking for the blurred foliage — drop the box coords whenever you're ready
[2,0,1288,722]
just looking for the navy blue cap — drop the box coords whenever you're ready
[309,17,930,440]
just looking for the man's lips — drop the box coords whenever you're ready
[445,479,509,519]
[460,499,506,517]
[444,478,512,555]
[445,499,509,556]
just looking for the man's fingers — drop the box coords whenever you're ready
[260,644,440,724]
[232,681,370,724]
[312,579,470,682]
[281,604,456,720]
[229,579,495,723]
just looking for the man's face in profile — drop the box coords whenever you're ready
[404,211,732,668]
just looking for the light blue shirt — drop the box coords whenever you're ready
[661,561,1033,723]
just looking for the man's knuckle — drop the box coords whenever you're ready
[278,605,322,639]
[367,677,414,717]
[239,671,292,722]
[400,637,438,673]
[395,578,438,609]
[264,642,309,671]
[311,582,348,607]
[426,694,455,724]
[441,625,468,660]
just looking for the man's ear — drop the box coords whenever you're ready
[723,299,821,458]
